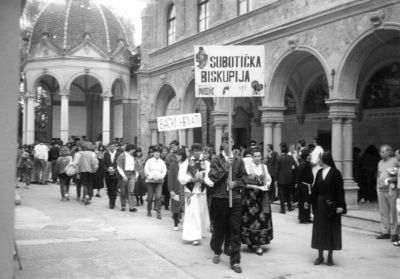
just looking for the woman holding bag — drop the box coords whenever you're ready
[55,146,74,201]
[240,148,273,256]
[311,151,347,266]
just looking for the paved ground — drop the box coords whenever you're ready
[13,183,399,279]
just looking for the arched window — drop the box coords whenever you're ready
[167,4,176,45]
[238,0,252,15]
[304,75,329,113]
[362,63,400,109]
[284,87,297,115]
[198,0,209,32]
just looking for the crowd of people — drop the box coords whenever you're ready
[17,135,400,273]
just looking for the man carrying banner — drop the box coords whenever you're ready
[208,133,247,274]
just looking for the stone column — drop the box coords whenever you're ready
[26,93,35,145]
[102,92,111,145]
[331,117,343,173]
[187,128,194,147]
[214,125,223,154]
[180,129,187,147]
[22,98,27,144]
[60,90,69,144]
[151,129,158,145]
[272,123,282,153]
[326,98,359,209]
[212,111,229,155]
[342,117,358,207]
[260,106,285,155]
[263,122,273,157]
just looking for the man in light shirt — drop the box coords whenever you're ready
[117,144,139,212]
[33,139,49,184]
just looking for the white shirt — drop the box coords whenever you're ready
[34,143,48,161]
[125,152,135,171]
[322,167,331,180]
[110,150,116,162]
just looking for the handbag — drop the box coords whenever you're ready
[64,156,77,176]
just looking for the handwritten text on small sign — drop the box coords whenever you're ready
[157,113,202,132]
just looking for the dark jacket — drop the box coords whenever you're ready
[265,151,278,177]
[208,153,247,200]
[103,151,119,179]
[276,153,297,185]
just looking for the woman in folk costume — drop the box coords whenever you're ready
[178,143,212,245]
[168,148,186,231]
[241,148,273,256]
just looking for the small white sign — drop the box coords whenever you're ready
[194,45,265,98]
[157,113,202,132]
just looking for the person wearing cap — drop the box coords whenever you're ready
[117,144,139,212]
[208,133,247,274]
[103,142,120,209]
[144,147,167,219]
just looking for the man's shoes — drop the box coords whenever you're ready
[121,207,126,211]
[314,257,324,265]
[212,255,220,264]
[109,205,114,209]
[147,211,152,217]
[231,264,242,273]
[391,235,399,242]
[376,233,390,239]
[157,213,162,220]
[129,207,138,212]
[288,207,294,212]
[256,247,263,256]
[95,193,101,198]
[280,211,286,214]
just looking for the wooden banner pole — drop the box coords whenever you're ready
[228,97,233,208]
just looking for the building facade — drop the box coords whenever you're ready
[137,0,400,207]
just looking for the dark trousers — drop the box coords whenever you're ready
[297,183,311,222]
[210,197,242,265]
[147,182,162,213]
[51,160,57,182]
[75,175,82,198]
[80,172,94,199]
[59,173,71,198]
[278,184,292,213]
[105,178,118,206]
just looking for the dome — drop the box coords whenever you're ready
[27,0,129,55]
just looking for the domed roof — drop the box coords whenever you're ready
[27,0,129,55]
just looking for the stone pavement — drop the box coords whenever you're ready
[13,183,399,279]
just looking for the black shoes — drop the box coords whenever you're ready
[212,255,220,264]
[231,264,242,273]
[314,257,324,265]
[376,233,390,239]
[223,247,232,256]
[129,207,138,212]
[121,207,126,211]
[327,258,334,266]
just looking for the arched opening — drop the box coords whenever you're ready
[269,50,330,148]
[68,74,103,142]
[33,74,59,143]
[339,28,400,149]
[154,83,176,145]
[111,78,125,142]
[182,79,214,146]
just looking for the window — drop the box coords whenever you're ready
[167,4,176,45]
[238,0,252,15]
[198,0,209,32]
